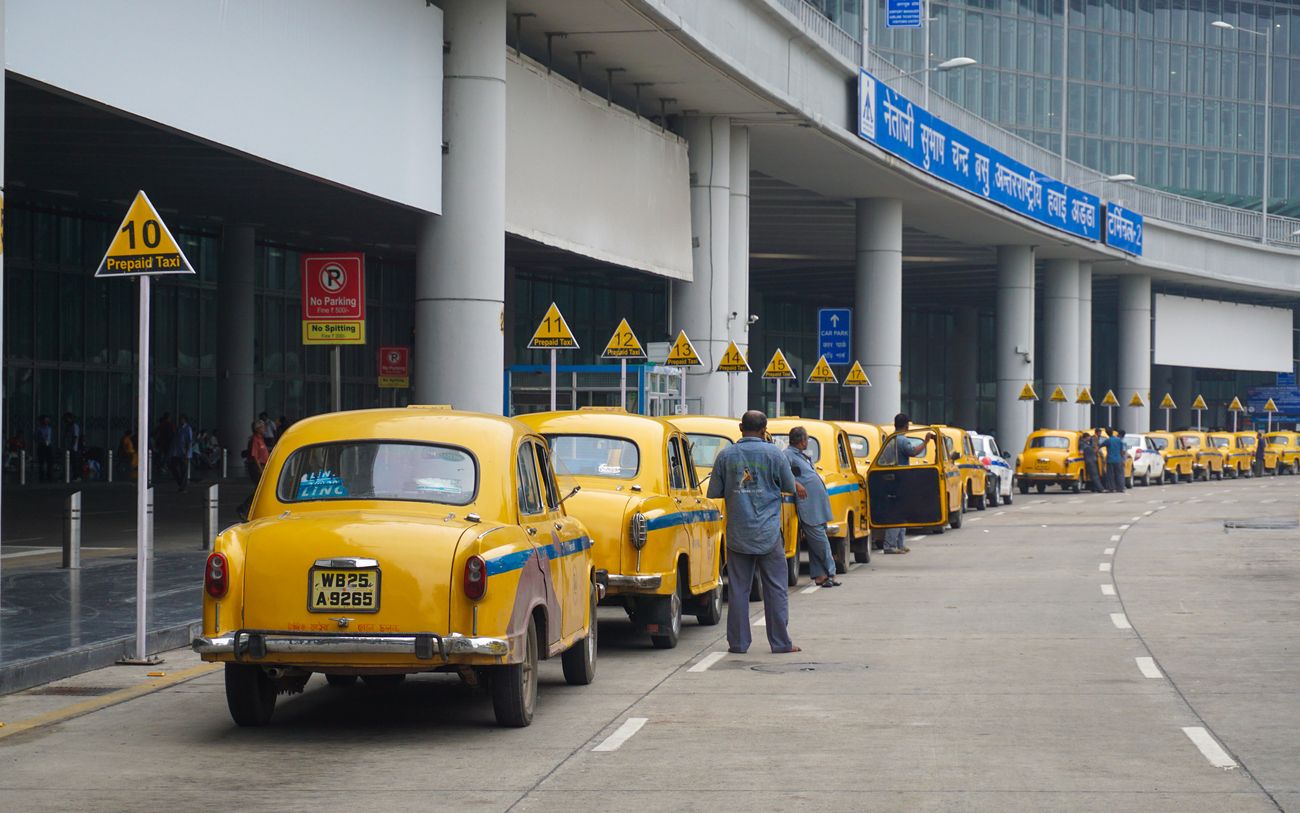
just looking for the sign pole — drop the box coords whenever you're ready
[1268,411,1273,432]
[1107,404,1113,426]
[775,379,782,418]
[134,275,151,663]
[854,388,860,422]
[727,372,735,418]
[550,349,557,411]
[1165,408,1171,431]
[679,369,687,415]
[819,383,825,420]
[620,358,627,410]
[1055,400,1061,428]
[1197,409,1202,431]
[1233,410,1238,432]
[331,347,341,412]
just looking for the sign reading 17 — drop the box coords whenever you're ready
[120,218,163,250]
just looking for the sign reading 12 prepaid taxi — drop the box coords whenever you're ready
[95,191,195,278]
[302,253,366,344]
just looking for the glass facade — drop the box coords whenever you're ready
[871,0,1300,212]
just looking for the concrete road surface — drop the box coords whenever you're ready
[1,473,1295,812]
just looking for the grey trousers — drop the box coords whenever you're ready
[726,545,793,653]
[801,521,835,580]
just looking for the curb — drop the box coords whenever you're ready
[0,619,201,696]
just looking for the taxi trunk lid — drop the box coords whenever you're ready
[239,508,473,635]
[557,483,634,574]
[1028,446,1071,472]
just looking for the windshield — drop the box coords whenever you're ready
[1029,436,1071,449]
[686,434,732,468]
[1238,436,1256,448]
[546,435,640,479]
[1209,436,1229,448]
[1149,436,1169,451]
[277,441,477,506]
[1181,436,1203,448]
[1123,437,1141,448]
[1268,435,1291,445]
[771,434,821,462]
[847,434,871,459]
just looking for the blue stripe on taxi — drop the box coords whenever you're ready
[485,535,594,576]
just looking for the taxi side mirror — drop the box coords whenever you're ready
[1000,451,1011,460]
[950,451,961,462]
[559,485,581,506]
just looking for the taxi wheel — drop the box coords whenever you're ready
[972,486,987,510]
[491,616,538,727]
[986,481,999,507]
[562,582,598,686]
[1035,483,1047,494]
[324,674,357,688]
[1018,481,1029,495]
[786,554,800,587]
[696,577,724,626]
[1125,475,1134,488]
[1140,472,1150,487]
[833,536,851,574]
[650,578,684,650]
[1069,476,1082,493]
[949,499,963,529]
[224,664,276,727]
[1003,487,1013,505]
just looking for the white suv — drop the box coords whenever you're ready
[971,433,1014,505]
[1123,434,1166,486]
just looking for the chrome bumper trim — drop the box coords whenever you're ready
[605,574,663,590]
[192,632,508,659]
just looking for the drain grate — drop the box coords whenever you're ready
[749,662,867,674]
[27,685,118,697]
[1224,519,1298,530]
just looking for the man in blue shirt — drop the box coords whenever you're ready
[881,413,933,553]
[783,426,840,588]
[1103,428,1126,492]
[707,410,802,654]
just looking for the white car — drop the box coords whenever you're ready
[971,432,1013,506]
[1123,433,1166,486]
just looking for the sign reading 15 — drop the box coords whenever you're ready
[119,217,164,250]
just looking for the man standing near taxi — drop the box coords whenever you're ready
[1103,429,1126,493]
[783,426,840,588]
[881,413,932,554]
[707,410,802,654]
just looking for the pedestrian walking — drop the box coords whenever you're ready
[880,413,934,554]
[706,410,802,654]
[1254,431,1266,476]
[35,415,54,481]
[782,426,841,587]
[169,414,194,491]
[118,429,137,480]
[245,419,270,484]
[61,412,82,481]
[1081,431,1104,492]
[1103,428,1126,492]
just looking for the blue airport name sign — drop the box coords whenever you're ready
[818,308,852,365]
[1104,203,1143,255]
[857,69,1103,244]
[886,0,923,28]
[1249,386,1300,419]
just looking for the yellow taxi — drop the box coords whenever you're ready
[670,415,803,584]
[193,407,598,729]
[1234,431,1278,475]
[1173,430,1224,481]
[934,425,989,511]
[1015,429,1085,493]
[898,426,965,529]
[1209,431,1253,477]
[1264,431,1300,474]
[837,421,887,478]
[520,409,724,650]
[863,427,955,533]
[1146,431,1194,483]
[768,417,871,566]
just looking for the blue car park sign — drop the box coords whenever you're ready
[857,69,1108,246]
[1104,203,1143,255]
[886,0,922,28]
[818,308,852,365]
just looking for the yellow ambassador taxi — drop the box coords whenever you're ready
[1235,431,1278,475]
[898,426,964,529]
[670,415,803,586]
[1015,429,1085,493]
[193,408,599,729]
[1146,431,1194,483]
[520,409,724,650]
[1209,431,1253,477]
[838,421,887,478]
[864,428,955,533]
[1092,429,1135,488]
[1264,431,1300,474]
[768,417,870,567]
[1173,430,1224,481]
[935,425,989,512]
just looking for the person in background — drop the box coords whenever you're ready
[36,415,54,482]
[880,413,934,554]
[169,414,194,491]
[62,412,82,482]
[783,426,840,588]
[119,429,137,480]
[1254,430,1267,477]
[259,412,277,448]
[1103,428,1126,493]
[246,419,270,484]
[1081,431,1104,493]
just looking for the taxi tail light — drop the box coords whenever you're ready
[204,553,229,598]
[630,513,649,550]
[980,456,991,466]
[1134,448,1143,458]
[464,555,487,601]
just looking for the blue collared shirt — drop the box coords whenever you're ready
[707,436,796,555]
[783,445,832,526]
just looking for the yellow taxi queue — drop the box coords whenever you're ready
[196,407,999,730]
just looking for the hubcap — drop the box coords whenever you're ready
[670,589,682,636]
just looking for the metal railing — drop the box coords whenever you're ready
[775,0,1300,249]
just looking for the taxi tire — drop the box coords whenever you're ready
[1018,481,1030,495]
[650,576,684,650]
[1070,477,1082,493]
[224,663,276,727]
[562,583,598,686]
[492,616,538,727]
[949,498,963,529]
[987,480,999,507]
[1035,483,1047,494]
[1003,487,1013,505]
[972,487,987,510]
[696,578,724,626]
[1140,472,1151,487]
[786,554,800,587]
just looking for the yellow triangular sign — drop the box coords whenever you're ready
[528,302,579,350]
[762,348,796,380]
[95,191,196,278]
[1228,396,1244,412]
[1076,387,1094,404]
[1264,398,1278,413]
[664,330,703,367]
[1191,394,1208,411]
[1128,391,1145,407]
[1101,390,1120,407]
[807,355,838,385]
[1049,386,1067,403]
[601,318,646,359]
[716,340,751,373]
[843,361,871,387]
[1159,393,1177,410]
[1018,383,1038,401]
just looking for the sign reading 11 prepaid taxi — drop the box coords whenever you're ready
[302,253,366,344]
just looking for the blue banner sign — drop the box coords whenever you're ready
[886,0,922,28]
[1249,387,1300,419]
[857,69,1102,243]
[818,308,852,365]
[1104,203,1143,255]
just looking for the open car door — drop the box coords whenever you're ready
[865,431,949,529]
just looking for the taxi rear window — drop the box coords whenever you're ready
[1269,435,1291,445]
[848,434,871,459]
[1181,435,1203,447]
[277,441,477,506]
[1209,436,1229,447]
[1029,436,1071,449]
[1149,436,1169,450]
[771,434,821,462]
[686,434,732,468]
[546,434,640,479]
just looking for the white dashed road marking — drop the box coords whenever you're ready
[1119,524,1131,530]
[1099,562,1112,572]
[1100,584,1116,596]
[1143,510,1154,516]
[593,717,648,752]
[1110,534,1122,542]
[754,616,766,626]
[994,511,1007,516]
[1104,547,1115,555]
[1182,726,1238,769]
[1110,612,1132,629]
[688,652,727,673]
[1131,516,1142,522]
[1135,657,1163,679]
[799,584,821,595]
[967,517,983,523]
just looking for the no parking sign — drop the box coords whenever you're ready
[379,346,410,388]
[302,253,366,344]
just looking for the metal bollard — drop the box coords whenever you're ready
[65,450,71,484]
[108,449,114,483]
[221,448,228,480]
[19,450,26,485]
[62,491,82,569]
[186,456,192,483]
[202,484,220,550]
[148,450,153,487]
[146,487,155,559]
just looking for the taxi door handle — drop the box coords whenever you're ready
[526,526,537,536]
[554,522,563,531]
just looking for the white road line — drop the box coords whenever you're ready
[799,584,821,595]
[593,717,648,752]
[1104,547,1115,555]
[1155,505,1167,511]
[1100,584,1116,596]
[994,511,1007,516]
[1143,510,1154,516]
[1119,524,1131,530]
[1099,562,1112,572]
[754,616,767,626]
[1110,534,1121,542]
[1181,727,1238,769]
[0,547,60,561]
[1110,612,1132,629]
[1131,516,1142,522]
[1222,499,1237,504]
[688,652,728,673]
[967,516,983,523]
[1261,498,1278,504]
[1135,657,1163,679]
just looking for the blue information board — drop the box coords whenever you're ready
[818,308,852,365]
[1104,204,1143,255]
[1249,387,1300,419]
[857,69,1104,244]
[886,0,922,28]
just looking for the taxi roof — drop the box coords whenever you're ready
[278,407,535,449]
[517,409,683,448]
[669,415,743,440]
[766,417,846,441]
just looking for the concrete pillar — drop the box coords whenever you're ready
[854,198,903,423]
[996,246,1035,455]
[727,126,750,417]
[1043,259,1080,429]
[1077,263,1093,428]
[673,116,731,415]
[217,226,256,455]
[1172,365,1195,429]
[952,307,979,430]
[1118,274,1152,434]
[415,0,506,412]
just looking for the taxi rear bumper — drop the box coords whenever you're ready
[193,630,508,661]
[605,574,663,591]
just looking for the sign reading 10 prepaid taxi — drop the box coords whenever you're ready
[95,191,195,278]
[302,253,366,345]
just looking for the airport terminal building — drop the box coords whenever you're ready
[4,0,1299,464]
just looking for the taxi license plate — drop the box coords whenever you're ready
[308,568,380,613]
